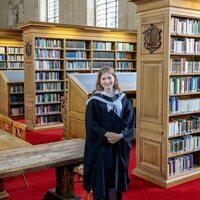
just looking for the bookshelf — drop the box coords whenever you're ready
[18,21,136,131]
[0,71,24,118]
[131,0,200,188]
[67,73,136,139]
[0,29,24,70]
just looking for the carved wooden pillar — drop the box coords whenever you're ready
[61,96,68,140]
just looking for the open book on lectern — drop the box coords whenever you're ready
[100,110,127,134]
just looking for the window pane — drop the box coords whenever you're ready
[107,0,116,3]
[95,0,118,28]
[96,0,106,5]
[107,2,116,8]
[48,0,59,23]
[96,4,106,11]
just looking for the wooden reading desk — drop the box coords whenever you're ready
[0,134,84,200]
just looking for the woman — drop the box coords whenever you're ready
[83,66,135,200]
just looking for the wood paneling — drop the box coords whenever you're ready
[140,61,163,124]
[140,136,162,171]
[69,118,85,139]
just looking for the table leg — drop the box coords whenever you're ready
[44,165,81,200]
[0,179,9,200]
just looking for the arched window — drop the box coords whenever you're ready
[95,0,118,28]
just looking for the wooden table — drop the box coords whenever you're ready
[0,138,84,200]
[0,129,31,199]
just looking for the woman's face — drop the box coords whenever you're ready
[100,72,115,91]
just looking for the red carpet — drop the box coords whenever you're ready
[4,128,200,200]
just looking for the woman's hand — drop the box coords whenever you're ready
[105,132,123,144]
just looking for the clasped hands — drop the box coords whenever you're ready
[105,132,123,144]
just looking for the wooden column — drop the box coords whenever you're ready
[130,0,200,187]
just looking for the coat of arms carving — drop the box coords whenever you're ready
[143,24,162,54]
[25,42,32,57]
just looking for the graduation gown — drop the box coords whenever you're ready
[83,92,135,200]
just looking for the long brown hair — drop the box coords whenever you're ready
[92,66,120,94]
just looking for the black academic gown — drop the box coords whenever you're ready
[83,92,135,200]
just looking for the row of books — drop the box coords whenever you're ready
[34,40,136,52]
[35,93,60,103]
[117,62,134,69]
[35,60,61,70]
[0,47,5,54]
[36,82,62,91]
[170,76,200,95]
[7,47,23,54]
[169,135,200,154]
[66,41,87,49]
[65,51,87,59]
[0,61,24,68]
[0,63,6,68]
[0,47,24,54]
[10,84,24,93]
[36,114,61,125]
[117,52,128,59]
[65,61,135,70]
[35,49,62,59]
[168,154,193,176]
[93,51,115,59]
[36,104,60,115]
[169,116,200,137]
[8,62,23,69]
[171,17,200,36]
[35,71,61,81]
[93,42,112,50]
[170,59,200,74]
[8,55,24,61]
[0,55,6,60]
[93,61,114,68]
[35,38,62,48]
[171,38,200,54]
[10,95,24,103]
[66,61,90,70]
[36,115,61,125]
[10,107,24,116]
[169,97,200,114]
[117,43,135,51]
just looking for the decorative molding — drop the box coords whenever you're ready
[143,24,162,54]
[25,42,32,57]
[61,96,67,139]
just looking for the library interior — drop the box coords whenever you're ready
[0,0,200,200]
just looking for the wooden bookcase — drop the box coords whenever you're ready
[18,21,137,131]
[67,73,136,139]
[0,29,24,70]
[131,0,200,188]
[0,71,24,118]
